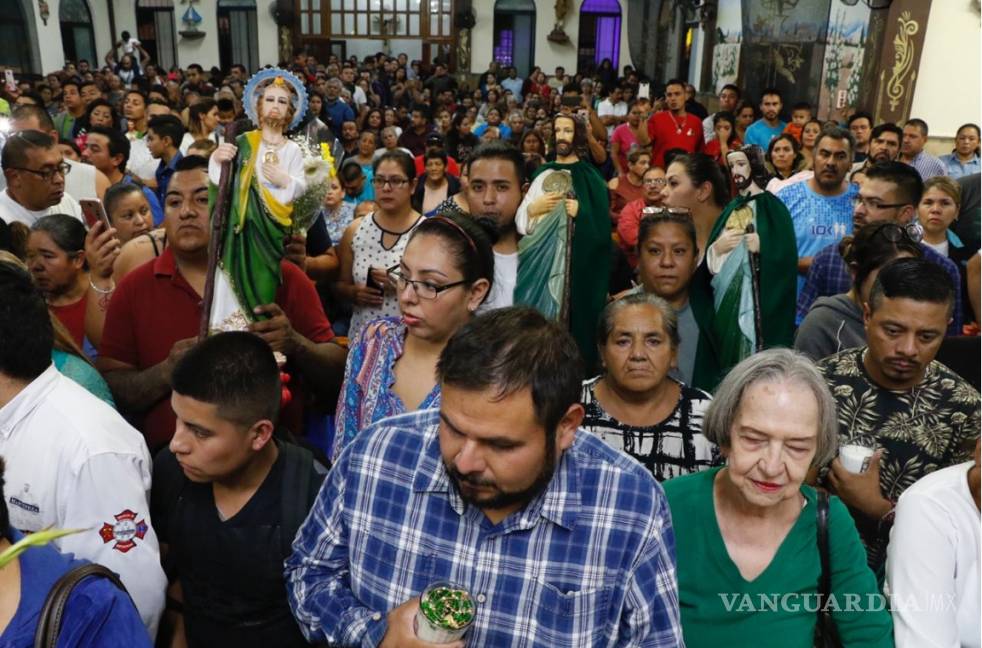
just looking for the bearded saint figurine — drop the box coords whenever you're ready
[515,113,610,372]
[207,69,309,333]
[689,144,798,390]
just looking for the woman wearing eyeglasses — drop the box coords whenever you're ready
[331,213,495,460]
[795,221,923,361]
[338,151,424,339]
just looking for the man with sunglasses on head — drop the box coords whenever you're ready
[0,130,83,227]
[796,161,963,334]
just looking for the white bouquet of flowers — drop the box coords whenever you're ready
[289,136,335,234]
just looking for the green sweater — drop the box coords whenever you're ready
[663,467,893,648]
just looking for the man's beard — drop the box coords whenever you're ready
[732,173,751,192]
[445,442,557,512]
[259,114,289,131]
[556,140,574,157]
[815,167,844,190]
[478,213,517,237]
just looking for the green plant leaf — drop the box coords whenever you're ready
[0,527,86,569]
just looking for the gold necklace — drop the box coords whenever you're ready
[262,137,285,165]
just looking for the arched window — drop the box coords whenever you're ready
[60,0,97,68]
[218,0,259,73]
[137,0,178,71]
[0,0,32,72]
[577,0,622,74]
[493,0,536,78]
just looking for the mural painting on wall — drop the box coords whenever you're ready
[712,0,742,93]
[738,0,832,109]
[817,0,871,122]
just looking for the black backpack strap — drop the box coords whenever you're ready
[34,564,129,648]
[279,441,317,559]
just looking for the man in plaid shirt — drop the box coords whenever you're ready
[796,162,962,334]
[285,307,684,647]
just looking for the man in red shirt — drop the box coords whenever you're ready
[97,156,347,450]
[646,79,704,168]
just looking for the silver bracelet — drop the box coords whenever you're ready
[89,278,116,294]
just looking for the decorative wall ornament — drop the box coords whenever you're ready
[871,0,932,126]
[548,0,571,44]
[883,10,918,111]
[180,0,206,38]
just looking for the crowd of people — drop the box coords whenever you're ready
[0,42,979,648]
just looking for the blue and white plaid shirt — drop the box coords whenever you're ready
[285,408,685,648]
[796,241,963,334]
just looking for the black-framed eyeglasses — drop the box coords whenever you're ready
[387,265,468,300]
[372,175,410,189]
[851,195,909,211]
[872,222,923,244]
[9,162,71,182]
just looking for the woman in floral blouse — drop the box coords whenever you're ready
[331,214,495,460]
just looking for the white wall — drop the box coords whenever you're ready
[35,0,67,74]
[471,0,633,76]
[256,10,280,67]
[910,0,981,138]
[89,0,113,69]
[175,0,221,70]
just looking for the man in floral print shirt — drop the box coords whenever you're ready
[817,258,980,576]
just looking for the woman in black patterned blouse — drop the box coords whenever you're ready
[581,292,721,481]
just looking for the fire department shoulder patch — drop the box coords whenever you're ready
[99,509,148,553]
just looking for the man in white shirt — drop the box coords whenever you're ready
[548,65,568,91]
[702,84,741,143]
[597,85,629,138]
[887,442,980,648]
[0,262,166,636]
[464,142,526,312]
[8,104,111,201]
[340,66,367,109]
[0,130,82,226]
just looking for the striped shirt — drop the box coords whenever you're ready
[795,241,963,335]
[905,151,948,181]
[286,407,685,648]
[581,377,720,481]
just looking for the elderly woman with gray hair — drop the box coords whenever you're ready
[663,349,894,648]
[581,292,718,481]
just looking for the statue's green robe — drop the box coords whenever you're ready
[208,130,298,331]
[690,191,798,391]
[515,160,611,372]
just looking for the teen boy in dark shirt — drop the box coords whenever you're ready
[151,332,323,647]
